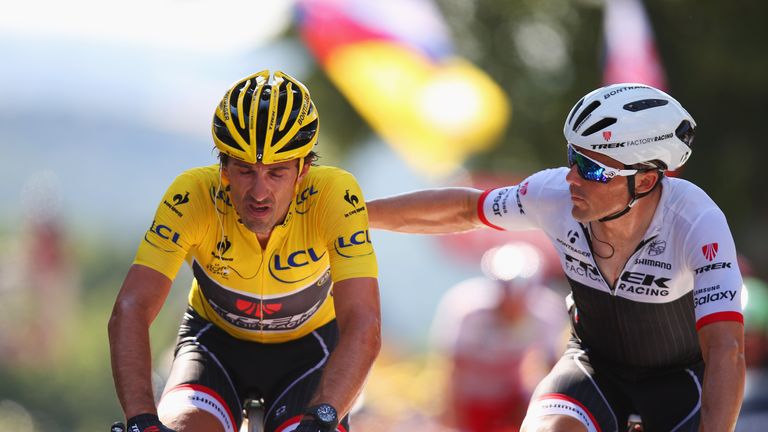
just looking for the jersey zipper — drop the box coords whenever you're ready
[579,223,658,363]
[257,209,293,335]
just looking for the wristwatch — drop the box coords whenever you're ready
[305,403,338,431]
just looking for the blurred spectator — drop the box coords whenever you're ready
[736,276,768,431]
[431,242,567,432]
[0,171,79,366]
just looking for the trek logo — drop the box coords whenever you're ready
[564,254,602,282]
[591,133,675,150]
[616,271,670,297]
[567,230,580,244]
[212,237,233,261]
[648,239,666,256]
[591,142,624,150]
[702,243,719,261]
[272,248,326,270]
[519,181,529,196]
[619,271,670,288]
[235,298,283,318]
[695,261,732,274]
[603,131,612,141]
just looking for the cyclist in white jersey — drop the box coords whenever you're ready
[366,84,744,431]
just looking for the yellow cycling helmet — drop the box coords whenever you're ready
[212,70,319,164]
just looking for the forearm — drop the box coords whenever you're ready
[309,315,381,416]
[699,343,745,431]
[108,304,159,418]
[367,188,483,233]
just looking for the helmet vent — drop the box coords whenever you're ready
[572,101,601,132]
[567,97,585,127]
[213,116,245,152]
[276,119,318,153]
[623,99,668,112]
[581,117,617,137]
[675,120,696,147]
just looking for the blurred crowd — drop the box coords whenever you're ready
[0,172,79,367]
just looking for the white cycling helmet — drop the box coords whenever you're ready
[563,83,696,171]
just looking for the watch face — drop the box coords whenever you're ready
[316,404,337,423]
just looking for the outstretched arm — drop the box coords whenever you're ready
[698,321,745,431]
[366,187,484,233]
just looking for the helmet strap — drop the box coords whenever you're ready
[292,156,306,198]
[597,172,660,222]
[297,157,305,181]
[597,190,636,222]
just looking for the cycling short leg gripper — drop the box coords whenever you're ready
[527,393,600,432]
[158,383,237,432]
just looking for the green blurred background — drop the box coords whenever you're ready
[0,0,765,430]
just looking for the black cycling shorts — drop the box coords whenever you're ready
[525,336,704,432]
[157,308,348,432]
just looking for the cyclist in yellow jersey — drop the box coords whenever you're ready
[108,71,381,432]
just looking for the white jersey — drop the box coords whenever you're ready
[479,168,743,369]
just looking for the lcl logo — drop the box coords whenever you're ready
[272,248,326,270]
[296,185,318,206]
[148,220,181,244]
[337,230,371,248]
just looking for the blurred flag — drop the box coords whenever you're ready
[296,0,510,177]
[602,0,687,176]
[602,0,667,90]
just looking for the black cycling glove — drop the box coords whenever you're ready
[126,413,176,432]
[293,417,335,432]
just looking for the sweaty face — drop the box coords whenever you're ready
[565,147,631,222]
[223,158,305,237]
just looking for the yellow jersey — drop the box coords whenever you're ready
[134,164,378,343]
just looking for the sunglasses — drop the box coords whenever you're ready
[567,145,638,183]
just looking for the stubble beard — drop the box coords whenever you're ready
[570,201,593,223]
[242,218,273,236]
